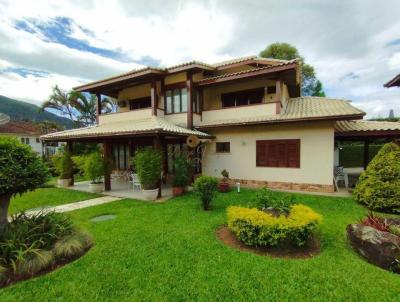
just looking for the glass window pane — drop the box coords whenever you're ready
[166,91,173,114]
[221,93,235,107]
[181,88,188,112]
[173,89,181,113]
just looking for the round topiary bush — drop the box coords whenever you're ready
[353,142,400,213]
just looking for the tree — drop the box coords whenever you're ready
[0,137,49,234]
[259,42,325,96]
[389,109,395,119]
[41,85,117,128]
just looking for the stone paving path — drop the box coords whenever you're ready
[25,196,122,216]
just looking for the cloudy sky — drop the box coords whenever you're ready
[0,0,399,118]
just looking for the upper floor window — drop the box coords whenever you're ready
[20,137,25,144]
[36,138,40,143]
[221,88,264,108]
[166,87,188,114]
[129,97,151,110]
[25,137,30,144]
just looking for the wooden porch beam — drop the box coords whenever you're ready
[151,81,157,116]
[363,139,370,170]
[275,79,282,114]
[153,135,162,198]
[96,93,101,124]
[187,73,194,129]
[103,141,112,191]
[66,141,74,186]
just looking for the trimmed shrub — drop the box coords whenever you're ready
[84,152,106,184]
[131,149,162,190]
[193,176,218,210]
[227,204,322,247]
[353,142,400,213]
[52,150,73,179]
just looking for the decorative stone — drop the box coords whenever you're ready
[90,214,117,222]
[347,224,400,272]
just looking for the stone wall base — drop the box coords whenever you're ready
[225,178,334,193]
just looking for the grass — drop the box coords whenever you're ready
[9,187,100,215]
[1,189,400,301]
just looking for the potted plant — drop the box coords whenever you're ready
[84,152,105,193]
[218,169,230,193]
[132,149,162,201]
[53,149,73,188]
[172,155,189,196]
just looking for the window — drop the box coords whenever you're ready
[221,88,264,108]
[129,97,151,110]
[216,142,230,153]
[36,138,40,143]
[25,137,30,144]
[21,137,25,144]
[165,87,188,114]
[256,139,300,168]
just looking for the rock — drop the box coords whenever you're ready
[347,224,400,272]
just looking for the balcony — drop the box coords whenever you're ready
[99,109,153,125]
[200,103,277,125]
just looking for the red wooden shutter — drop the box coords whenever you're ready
[256,139,300,168]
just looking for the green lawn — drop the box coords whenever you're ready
[1,189,400,301]
[9,187,100,214]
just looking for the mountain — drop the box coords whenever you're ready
[0,95,73,129]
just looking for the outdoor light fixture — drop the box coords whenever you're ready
[236,182,241,193]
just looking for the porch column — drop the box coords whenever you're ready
[160,136,168,184]
[66,141,74,186]
[275,79,282,114]
[363,139,370,170]
[151,81,157,116]
[103,141,112,191]
[187,73,193,129]
[153,135,162,198]
[96,93,101,124]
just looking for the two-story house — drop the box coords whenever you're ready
[41,56,400,195]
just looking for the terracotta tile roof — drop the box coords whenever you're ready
[74,55,295,92]
[335,120,400,133]
[196,97,365,128]
[0,113,10,125]
[384,73,400,88]
[0,121,41,135]
[196,60,298,85]
[41,116,212,141]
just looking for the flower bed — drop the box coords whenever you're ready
[0,211,93,287]
[227,204,322,247]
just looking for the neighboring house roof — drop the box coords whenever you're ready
[0,121,41,136]
[197,97,365,129]
[0,113,10,125]
[384,74,400,88]
[73,56,297,93]
[335,120,400,133]
[40,116,213,141]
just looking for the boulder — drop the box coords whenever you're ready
[347,224,400,272]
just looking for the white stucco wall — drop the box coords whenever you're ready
[202,121,335,186]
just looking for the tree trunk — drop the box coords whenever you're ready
[0,194,11,235]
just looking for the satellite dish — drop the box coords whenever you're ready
[186,135,199,148]
[0,113,10,125]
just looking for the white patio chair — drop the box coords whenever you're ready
[334,166,349,190]
[129,173,141,191]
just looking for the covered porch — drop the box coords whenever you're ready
[334,120,400,188]
[41,116,213,199]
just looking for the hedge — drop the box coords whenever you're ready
[227,204,322,247]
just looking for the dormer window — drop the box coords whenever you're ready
[221,88,264,108]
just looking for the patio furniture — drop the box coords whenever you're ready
[334,166,349,190]
[129,173,141,191]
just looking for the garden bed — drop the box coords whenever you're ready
[216,225,320,259]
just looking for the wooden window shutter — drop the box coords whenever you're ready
[256,139,300,168]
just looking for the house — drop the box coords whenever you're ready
[0,119,62,157]
[41,56,400,195]
[384,73,400,88]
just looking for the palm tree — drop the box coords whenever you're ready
[41,86,117,128]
